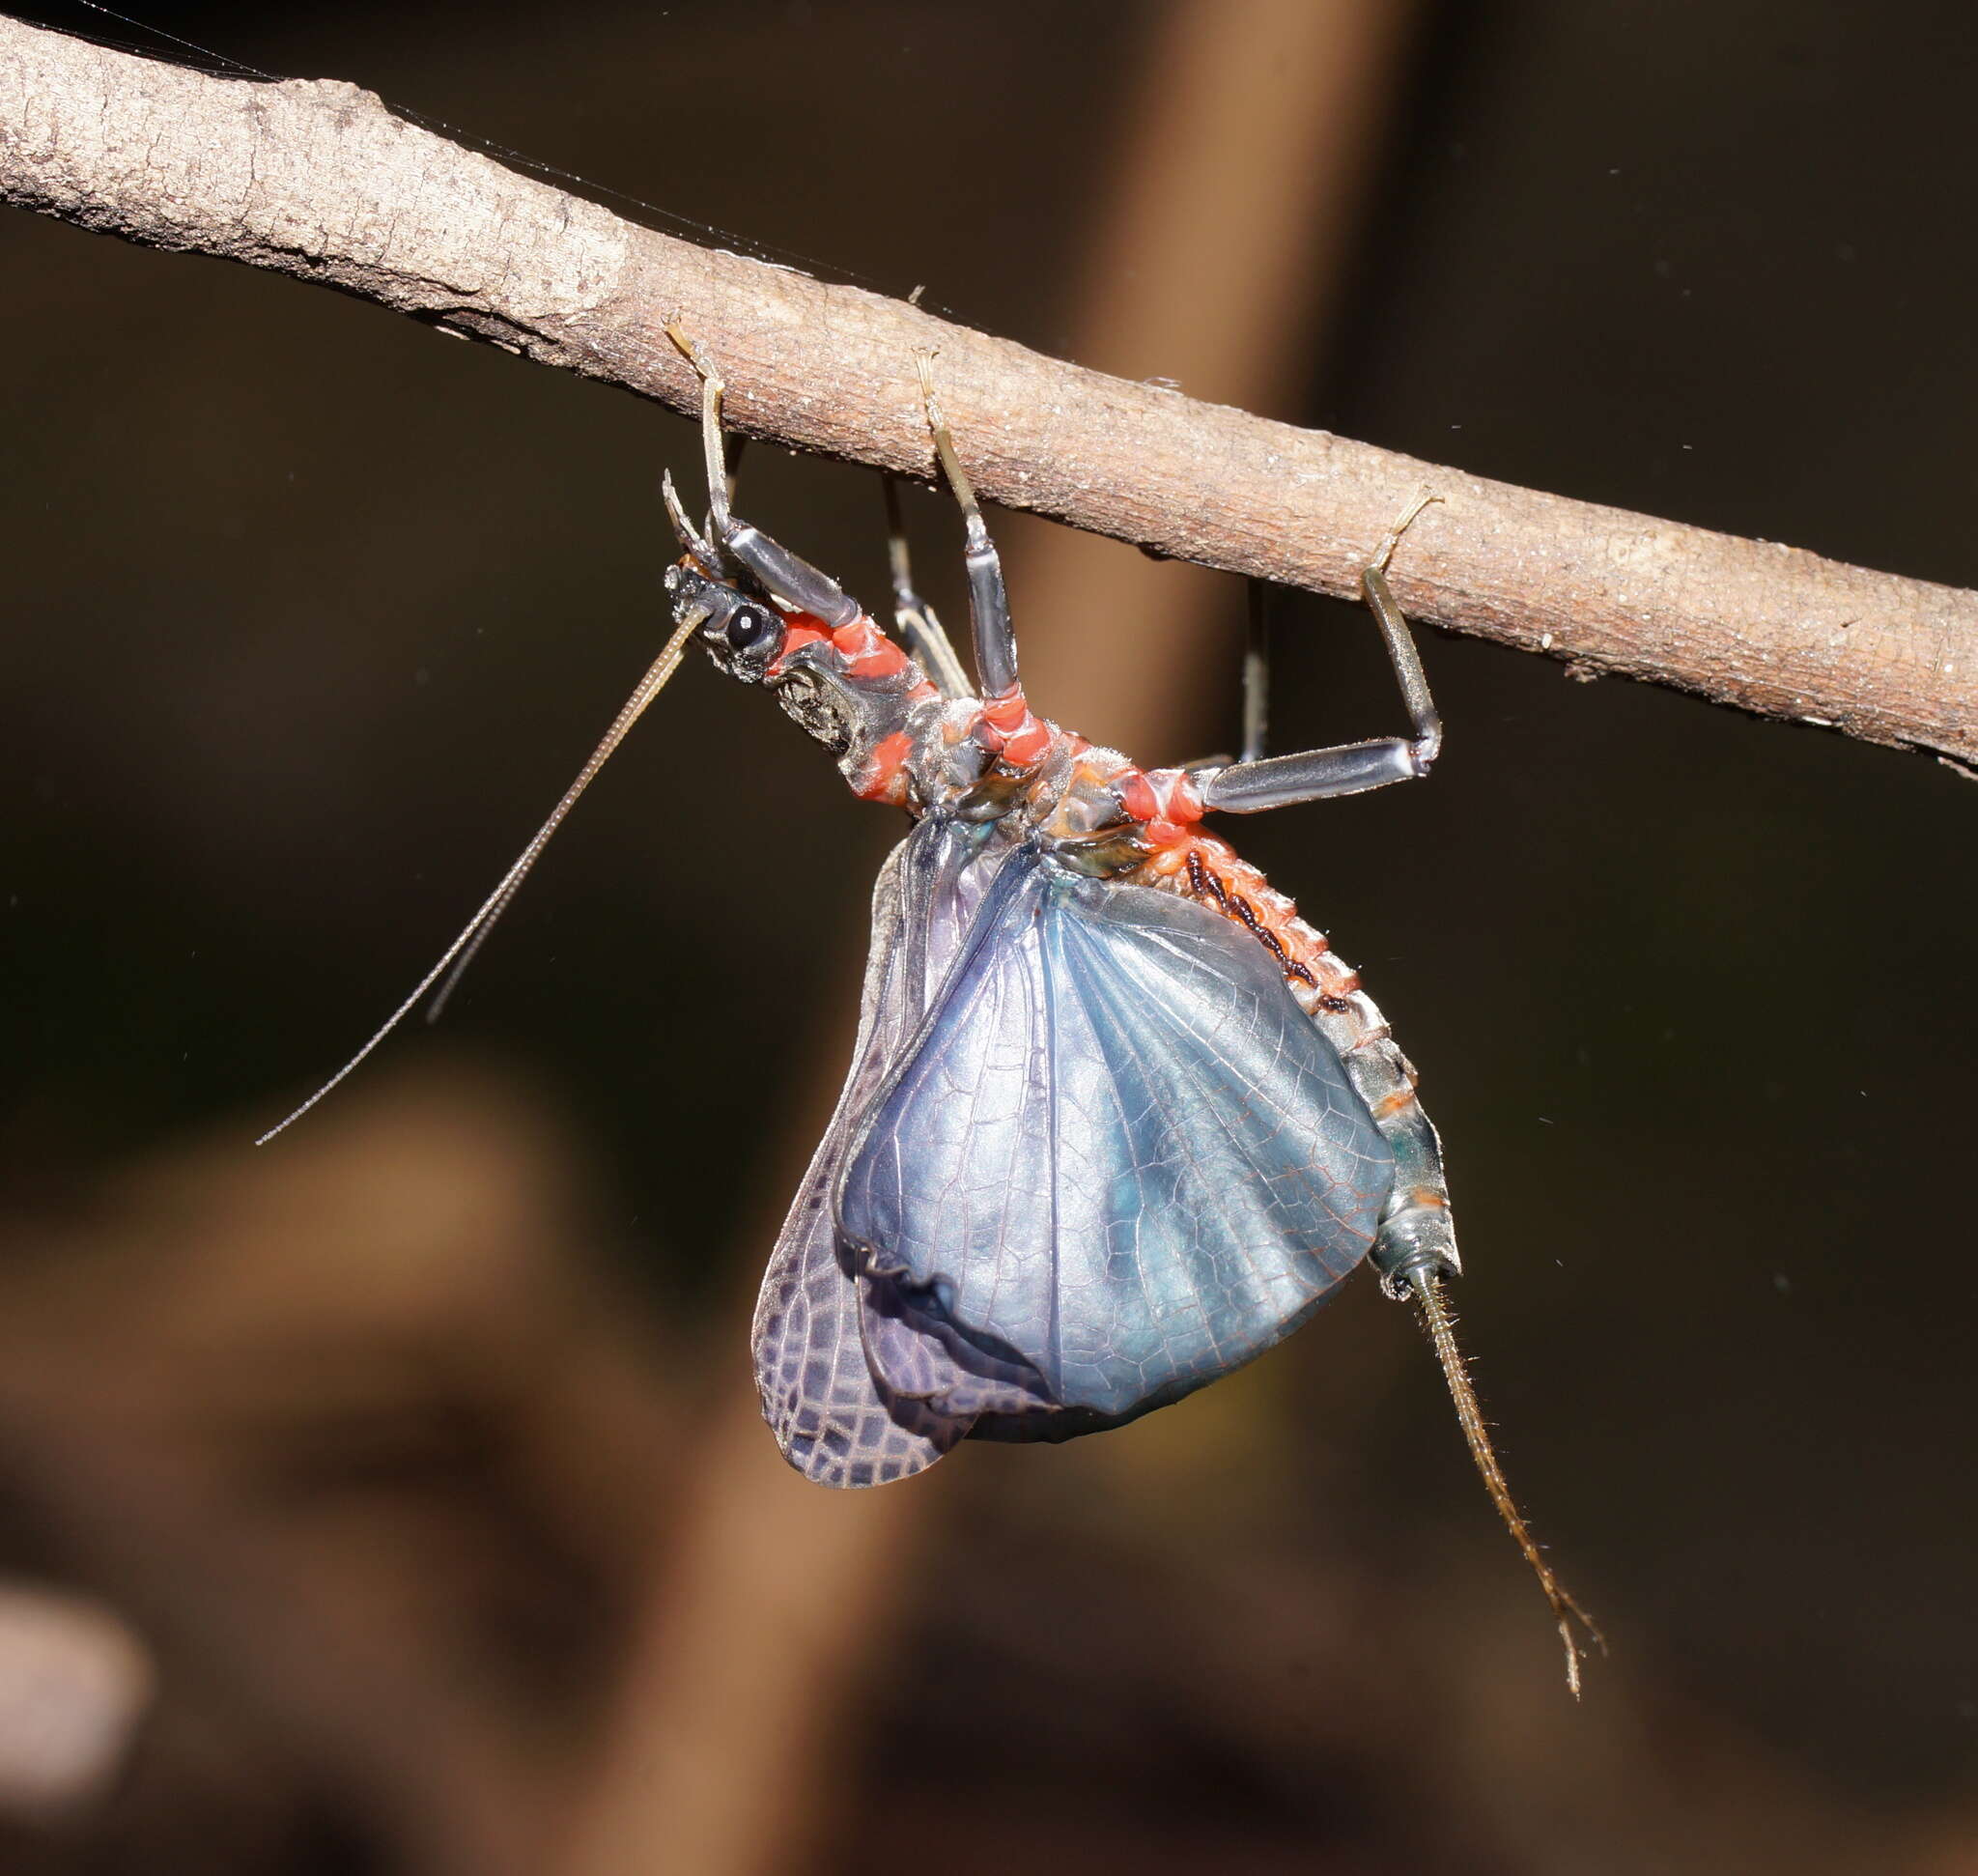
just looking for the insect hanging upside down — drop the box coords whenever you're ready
[263,332,1597,1691]
[659,337,1597,1691]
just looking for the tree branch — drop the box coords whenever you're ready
[3,14,1973,766]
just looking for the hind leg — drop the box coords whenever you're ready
[1199,494,1444,810]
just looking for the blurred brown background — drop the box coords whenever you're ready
[2,1,1975,1871]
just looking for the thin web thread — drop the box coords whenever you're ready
[40,1,963,317]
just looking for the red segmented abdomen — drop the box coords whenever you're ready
[1110,767,1326,987]
[1084,762,1369,1017]
[1184,838,1342,989]
[1130,829,1363,1013]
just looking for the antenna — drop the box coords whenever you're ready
[256,608,706,1145]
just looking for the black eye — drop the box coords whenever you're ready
[726,605,773,650]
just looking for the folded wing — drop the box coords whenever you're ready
[749,815,1015,1485]
[837,848,1396,1430]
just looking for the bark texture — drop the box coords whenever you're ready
[2,15,1974,764]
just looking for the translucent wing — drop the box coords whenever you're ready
[836,848,1396,1433]
[749,815,1015,1485]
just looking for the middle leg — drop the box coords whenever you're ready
[916,355,1019,699]
[881,474,972,698]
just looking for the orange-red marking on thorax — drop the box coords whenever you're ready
[768,618,833,671]
[1116,766,1206,849]
[975,684,1052,768]
[851,729,917,805]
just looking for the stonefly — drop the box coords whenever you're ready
[263,333,1599,1693]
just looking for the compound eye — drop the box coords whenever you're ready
[725,604,776,652]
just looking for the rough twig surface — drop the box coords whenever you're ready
[3,16,1974,764]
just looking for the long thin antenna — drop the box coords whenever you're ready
[256,608,706,1145]
[1409,1270,1604,1697]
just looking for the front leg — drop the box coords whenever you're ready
[664,325,865,628]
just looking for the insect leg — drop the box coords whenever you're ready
[1241,580,1270,765]
[1178,587,1270,774]
[664,326,862,628]
[917,355,1018,697]
[883,474,972,698]
[1197,493,1443,811]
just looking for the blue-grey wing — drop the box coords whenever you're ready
[749,815,1016,1485]
[836,849,1396,1429]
